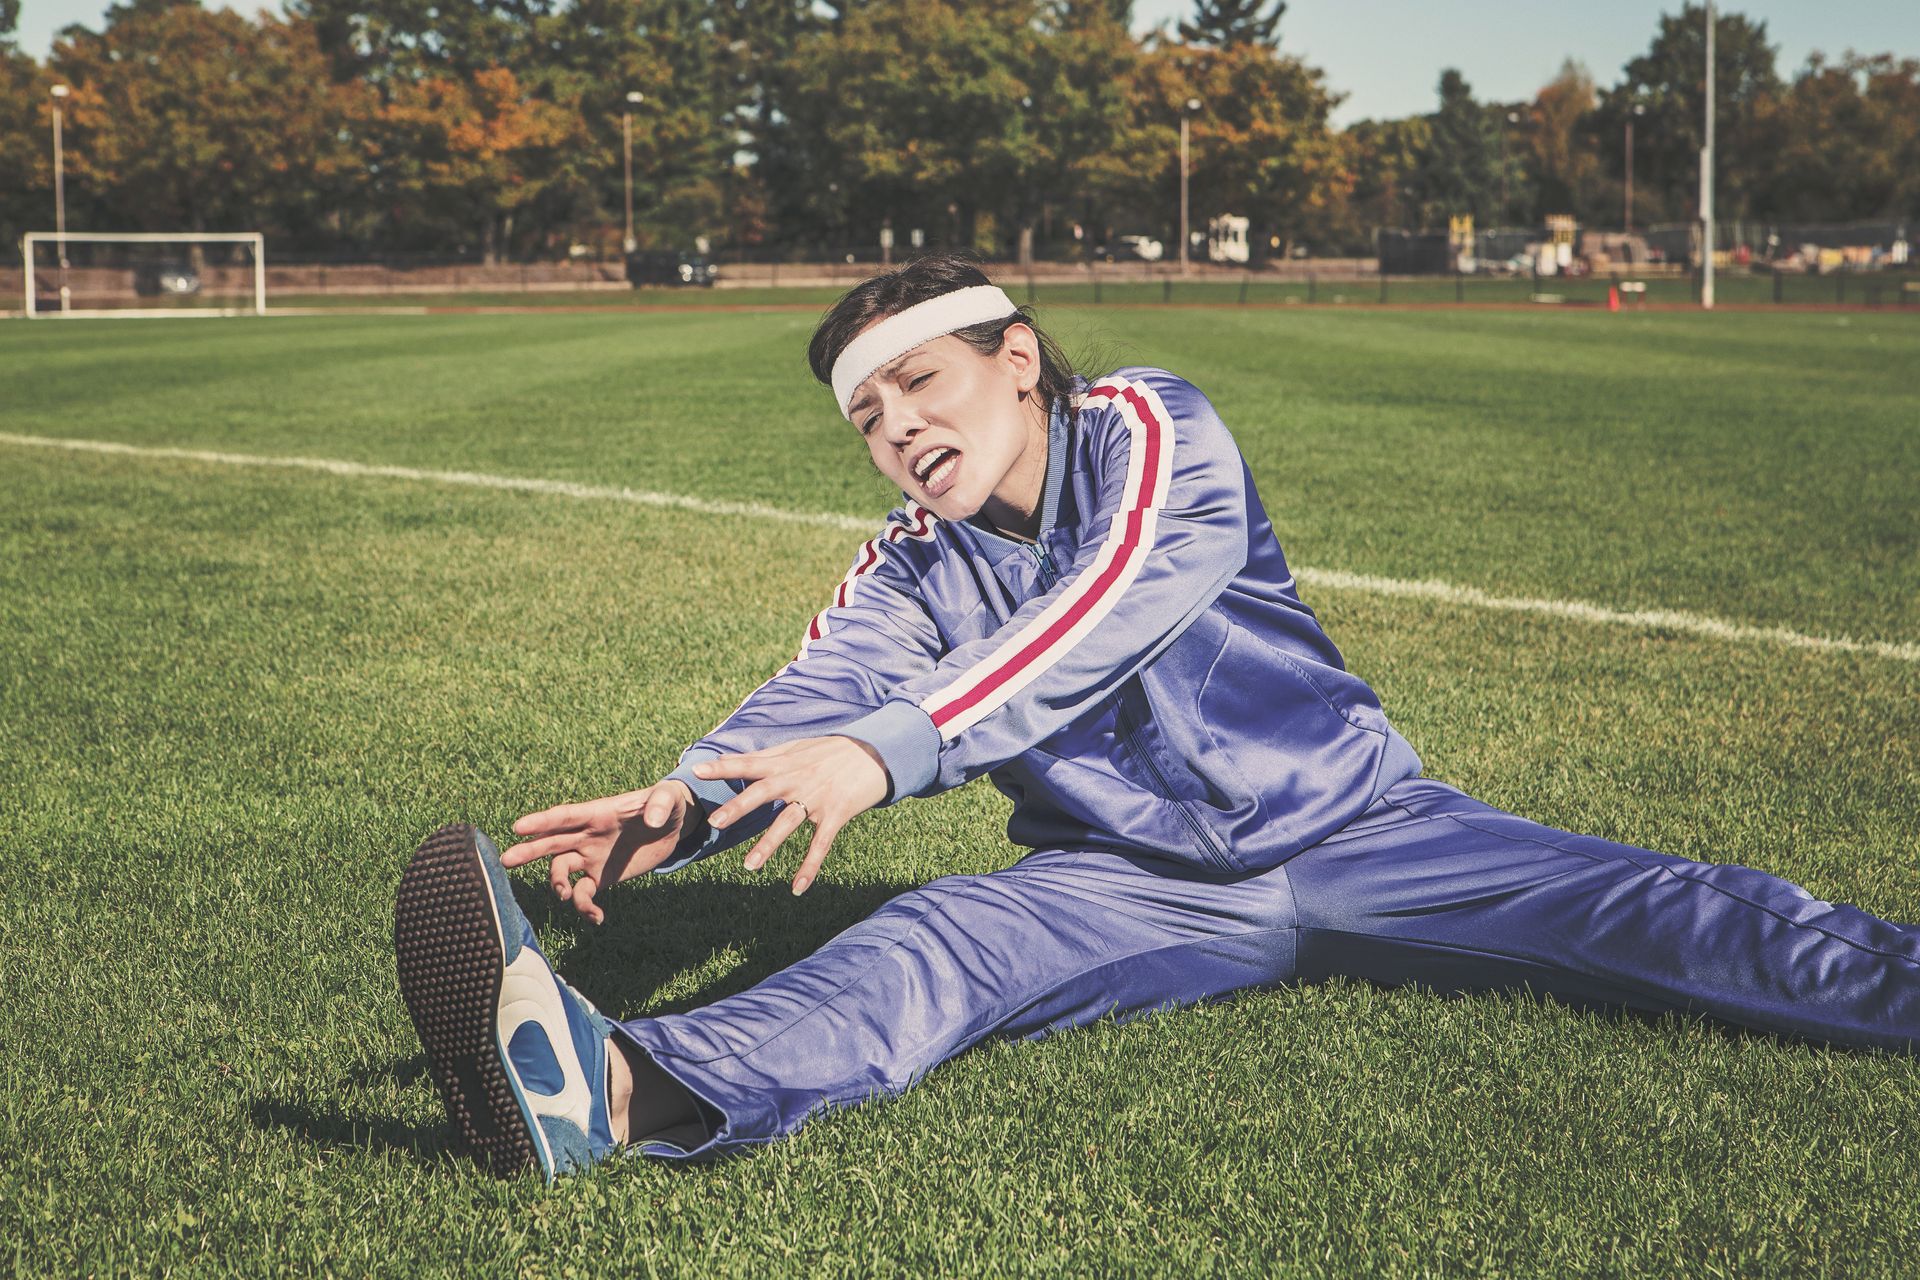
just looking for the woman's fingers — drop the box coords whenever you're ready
[512,800,593,838]
[641,782,684,828]
[569,872,604,925]
[549,850,586,900]
[500,832,579,870]
[710,776,785,830]
[791,819,842,897]
[692,751,768,783]
[742,801,810,872]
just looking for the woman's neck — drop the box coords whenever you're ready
[977,395,1050,542]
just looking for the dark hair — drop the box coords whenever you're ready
[807,253,1075,412]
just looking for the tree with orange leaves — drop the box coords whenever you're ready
[371,65,579,263]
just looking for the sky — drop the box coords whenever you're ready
[15,0,1920,126]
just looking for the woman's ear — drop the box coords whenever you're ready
[1001,322,1043,395]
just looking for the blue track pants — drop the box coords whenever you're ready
[617,779,1920,1158]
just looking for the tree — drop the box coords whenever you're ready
[1340,115,1431,238]
[0,42,51,249]
[779,0,1066,256]
[1411,69,1499,226]
[1177,0,1284,49]
[1526,60,1601,223]
[369,65,577,261]
[1596,5,1780,223]
[1131,37,1349,257]
[1761,54,1920,222]
[49,4,369,241]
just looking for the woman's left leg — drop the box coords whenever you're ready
[614,846,1300,1159]
[1284,778,1920,1052]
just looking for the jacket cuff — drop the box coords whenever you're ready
[835,700,940,803]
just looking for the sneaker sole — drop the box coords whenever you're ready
[394,822,542,1178]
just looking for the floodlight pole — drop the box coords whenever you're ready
[623,91,643,254]
[1179,97,1201,276]
[1700,1,1716,310]
[1500,111,1519,227]
[51,84,71,314]
[1624,103,1644,234]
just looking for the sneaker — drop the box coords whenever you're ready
[394,822,618,1182]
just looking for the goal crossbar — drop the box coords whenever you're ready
[22,231,267,318]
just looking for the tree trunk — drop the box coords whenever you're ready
[1018,222,1034,269]
[482,212,499,267]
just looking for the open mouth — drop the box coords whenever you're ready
[911,446,962,496]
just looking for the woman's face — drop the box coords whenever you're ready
[846,324,1049,530]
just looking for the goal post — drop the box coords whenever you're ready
[21,231,267,318]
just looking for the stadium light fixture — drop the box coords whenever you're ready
[1179,97,1202,276]
[623,91,645,254]
[50,84,71,314]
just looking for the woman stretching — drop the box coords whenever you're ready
[394,253,1919,1182]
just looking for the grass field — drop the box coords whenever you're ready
[2,305,1917,1276]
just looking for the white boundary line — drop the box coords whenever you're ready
[4,430,1915,666]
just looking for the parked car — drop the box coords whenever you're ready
[133,262,202,297]
[1093,234,1164,263]
[625,250,718,287]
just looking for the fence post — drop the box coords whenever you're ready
[1836,274,1846,306]
[1379,272,1388,304]
[1308,273,1316,305]
[1162,277,1172,304]
[1094,274,1102,305]
[1238,271,1250,305]
[1773,268,1782,304]
[1455,267,1464,303]
[1027,271,1036,305]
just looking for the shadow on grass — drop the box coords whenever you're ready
[518,875,917,1020]
[248,1097,458,1166]
[252,877,919,1166]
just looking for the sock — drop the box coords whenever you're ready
[612,1039,708,1147]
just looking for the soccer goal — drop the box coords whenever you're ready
[21,232,267,318]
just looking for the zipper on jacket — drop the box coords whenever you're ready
[1113,692,1235,872]
[1029,543,1056,585]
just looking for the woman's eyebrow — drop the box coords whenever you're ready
[849,355,923,418]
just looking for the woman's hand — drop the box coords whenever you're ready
[503,780,696,925]
[696,736,890,896]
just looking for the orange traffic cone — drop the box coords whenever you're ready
[1607,285,1621,312]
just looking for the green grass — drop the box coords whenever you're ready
[2,307,1916,1275]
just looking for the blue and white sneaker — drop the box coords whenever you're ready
[394,823,619,1182]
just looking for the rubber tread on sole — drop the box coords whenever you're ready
[394,822,539,1177]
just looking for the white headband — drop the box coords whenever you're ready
[831,284,1020,419]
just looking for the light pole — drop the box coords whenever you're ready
[623,90,643,254]
[1498,109,1519,228]
[1179,97,1201,276]
[1700,1,1716,310]
[1624,101,1645,234]
[50,83,70,313]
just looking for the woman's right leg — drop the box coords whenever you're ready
[1283,778,1920,1052]
[614,847,1301,1159]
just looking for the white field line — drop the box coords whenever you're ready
[5,430,1916,665]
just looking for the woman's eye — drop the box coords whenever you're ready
[860,414,880,436]
[909,372,933,390]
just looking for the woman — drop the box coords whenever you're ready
[395,253,1919,1184]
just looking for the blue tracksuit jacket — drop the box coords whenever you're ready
[663,367,1422,873]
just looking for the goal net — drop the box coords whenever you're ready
[21,232,267,318]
